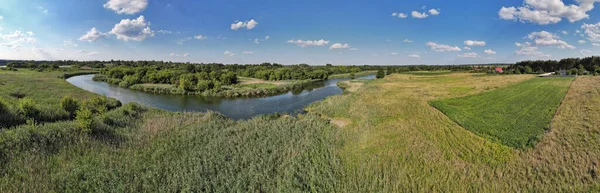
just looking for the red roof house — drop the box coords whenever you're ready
[495,67,503,73]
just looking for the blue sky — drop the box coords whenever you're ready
[1,0,600,65]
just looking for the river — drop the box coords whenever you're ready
[66,74,375,119]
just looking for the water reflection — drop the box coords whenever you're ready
[67,74,375,119]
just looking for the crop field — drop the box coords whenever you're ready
[430,77,573,148]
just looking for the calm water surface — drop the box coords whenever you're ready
[67,74,374,119]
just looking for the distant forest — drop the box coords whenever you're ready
[506,56,600,75]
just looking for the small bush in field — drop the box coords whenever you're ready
[18,98,39,118]
[60,96,80,119]
[76,107,94,133]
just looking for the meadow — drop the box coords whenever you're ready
[2,69,600,192]
[430,77,573,149]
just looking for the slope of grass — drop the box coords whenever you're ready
[430,77,573,149]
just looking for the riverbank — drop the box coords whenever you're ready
[92,74,323,98]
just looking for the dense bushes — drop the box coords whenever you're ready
[0,96,121,130]
[507,56,600,75]
[376,69,385,79]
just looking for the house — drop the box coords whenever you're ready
[495,67,503,73]
[559,69,567,76]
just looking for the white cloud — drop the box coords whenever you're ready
[157,30,172,34]
[581,22,600,42]
[253,36,270,44]
[527,31,575,49]
[63,39,79,47]
[428,9,440,15]
[349,48,359,51]
[408,54,420,58]
[581,49,592,54]
[265,36,270,40]
[515,42,551,57]
[392,12,408,18]
[194,35,207,40]
[484,49,497,55]
[104,0,148,15]
[329,43,351,50]
[79,27,107,42]
[498,0,599,25]
[402,39,413,43]
[560,30,568,35]
[287,39,330,47]
[578,40,587,44]
[169,53,176,57]
[593,43,600,46]
[109,15,154,41]
[87,51,99,56]
[43,9,48,14]
[176,37,192,45]
[411,11,429,18]
[224,51,235,57]
[0,16,3,21]
[464,40,486,46]
[464,47,472,50]
[457,52,479,58]
[390,52,398,55]
[231,19,258,30]
[183,53,189,57]
[1,30,36,49]
[426,42,461,52]
[243,51,254,54]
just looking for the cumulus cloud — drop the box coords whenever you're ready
[243,51,254,54]
[464,40,486,46]
[252,36,270,44]
[194,35,207,40]
[428,9,440,15]
[329,43,351,50]
[390,52,398,55]
[63,39,79,47]
[402,39,413,43]
[224,51,235,57]
[581,22,600,42]
[581,49,592,54]
[463,47,472,50]
[484,49,497,54]
[104,0,148,14]
[560,30,568,35]
[411,11,429,18]
[457,52,479,58]
[231,19,258,30]
[0,16,3,21]
[156,30,172,34]
[183,53,189,57]
[526,31,575,49]
[348,48,359,51]
[593,43,600,46]
[391,12,408,18]
[426,42,461,52]
[79,27,107,42]
[287,39,330,47]
[1,30,36,49]
[498,0,600,25]
[578,40,587,44]
[109,15,154,41]
[408,54,420,58]
[515,42,551,57]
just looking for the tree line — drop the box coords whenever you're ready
[507,56,600,75]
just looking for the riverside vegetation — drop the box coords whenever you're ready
[1,62,600,191]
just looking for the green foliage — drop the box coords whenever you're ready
[18,98,39,118]
[431,78,572,149]
[75,107,94,133]
[60,96,79,119]
[376,69,385,79]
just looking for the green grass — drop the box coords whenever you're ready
[232,83,278,89]
[401,71,455,76]
[328,71,377,79]
[430,77,573,148]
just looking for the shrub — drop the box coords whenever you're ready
[75,107,94,133]
[376,69,385,79]
[60,96,80,119]
[118,81,131,88]
[18,98,39,118]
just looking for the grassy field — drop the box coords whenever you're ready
[2,70,600,192]
[308,73,600,191]
[430,77,573,148]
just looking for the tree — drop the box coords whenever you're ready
[60,96,79,119]
[376,69,385,79]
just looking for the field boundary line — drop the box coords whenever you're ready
[547,76,577,134]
